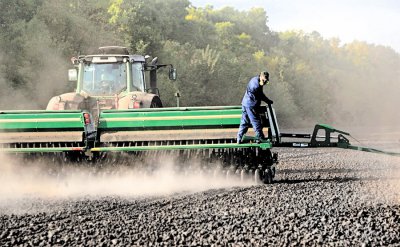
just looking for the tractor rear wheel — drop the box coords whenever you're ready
[150,97,163,108]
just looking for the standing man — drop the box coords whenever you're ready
[237,71,273,143]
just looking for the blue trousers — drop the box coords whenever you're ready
[237,106,265,143]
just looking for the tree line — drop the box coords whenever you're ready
[1,0,399,127]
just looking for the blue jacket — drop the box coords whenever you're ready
[241,76,269,107]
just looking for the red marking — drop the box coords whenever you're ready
[71,147,83,151]
[133,101,141,109]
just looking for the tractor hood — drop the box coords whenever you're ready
[46,91,160,112]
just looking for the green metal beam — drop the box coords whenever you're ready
[338,143,400,157]
[101,106,243,113]
[98,107,242,130]
[0,147,85,153]
[0,111,85,131]
[0,110,82,114]
[91,142,272,152]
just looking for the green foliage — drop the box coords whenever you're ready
[0,0,399,126]
[108,0,191,54]
[0,0,118,109]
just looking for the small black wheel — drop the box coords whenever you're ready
[263,168,273,184]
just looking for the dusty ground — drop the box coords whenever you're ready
[0,139,400,246]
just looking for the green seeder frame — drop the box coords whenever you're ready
[0,107,272,154]
[0,106,399,157]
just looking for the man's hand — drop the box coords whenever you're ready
[266,98,273,105]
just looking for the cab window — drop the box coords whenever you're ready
[82,63,127,95]
[131,62,145,92]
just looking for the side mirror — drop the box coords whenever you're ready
[68,69,78,82]
[169,68,177,81]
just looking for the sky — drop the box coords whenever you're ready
[190,0,400,53]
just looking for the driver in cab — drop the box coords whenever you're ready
[98,66,116,92]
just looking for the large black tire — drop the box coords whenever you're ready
[150,97,163,108]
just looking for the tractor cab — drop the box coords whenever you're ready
[74,52,146,97]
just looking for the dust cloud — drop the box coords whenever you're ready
[0,44,70,110]
[0,153,250,201]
